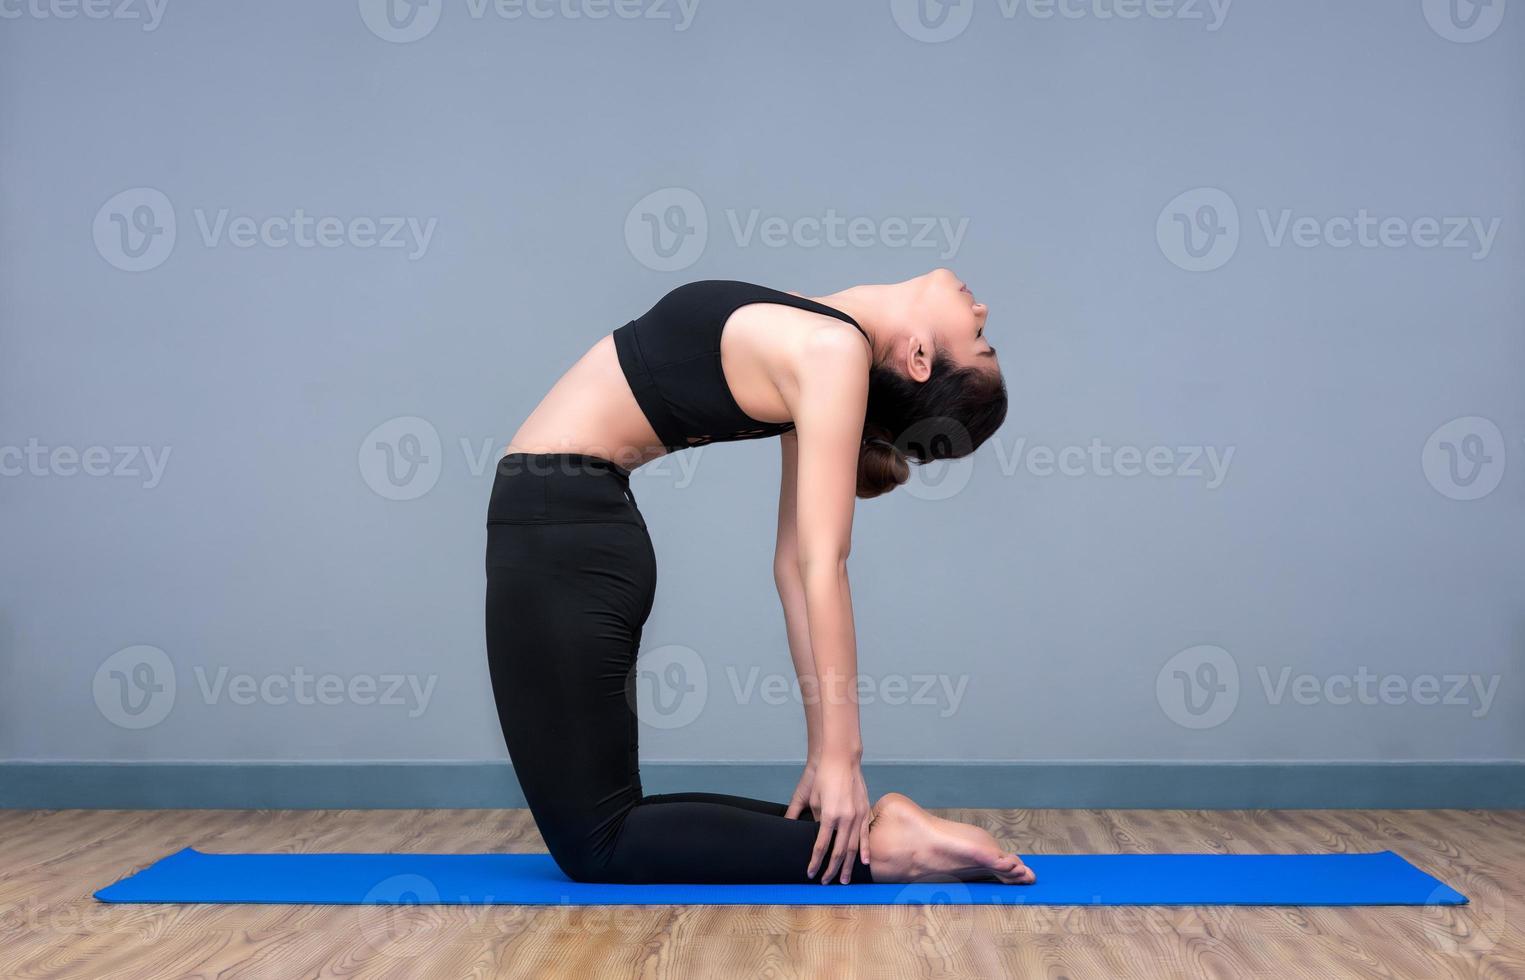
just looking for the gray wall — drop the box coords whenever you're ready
[1,0,1520,771]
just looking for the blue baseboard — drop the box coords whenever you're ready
[2,761,1521,810]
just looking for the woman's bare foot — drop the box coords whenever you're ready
[867,792,1036,884]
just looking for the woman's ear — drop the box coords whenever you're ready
[904,335,934,383]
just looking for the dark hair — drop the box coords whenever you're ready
[856,350,1008,499]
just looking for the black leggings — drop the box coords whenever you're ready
[484,453,872,884]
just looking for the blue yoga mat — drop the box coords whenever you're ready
[95,848,1466,906]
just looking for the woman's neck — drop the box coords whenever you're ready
[812,282,909,355]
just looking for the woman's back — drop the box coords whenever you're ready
[507,281,868,470]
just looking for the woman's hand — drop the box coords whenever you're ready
[784,754,820,821]
[802,750,871,883]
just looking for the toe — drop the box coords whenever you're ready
[1003,853,1036,885]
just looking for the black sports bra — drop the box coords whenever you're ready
[612,280,869,451]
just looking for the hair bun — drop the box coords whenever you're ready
[856,434,910,499]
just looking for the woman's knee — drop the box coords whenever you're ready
[548,841,609,883]
[549,830,659,884]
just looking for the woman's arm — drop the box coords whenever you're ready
[774,431,825,814]
[782,325,874,883]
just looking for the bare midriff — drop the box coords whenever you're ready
[504,335,670,469]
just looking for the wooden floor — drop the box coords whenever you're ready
[1,808,1520,979]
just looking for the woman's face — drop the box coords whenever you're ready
[912,268,996,371]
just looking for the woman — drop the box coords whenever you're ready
[486,270,1035,886]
